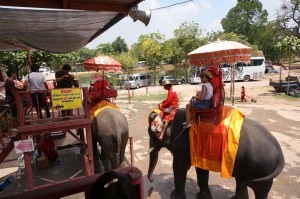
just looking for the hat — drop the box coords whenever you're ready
[201,70,212,78]
[207,67,219,75]
[162,80,172,86]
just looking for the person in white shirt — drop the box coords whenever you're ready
[24,63,50,119]
[183,70,213,128]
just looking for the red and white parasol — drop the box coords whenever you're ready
[188,40,252,66]
[83,55,122,73]
[188,40,252,106]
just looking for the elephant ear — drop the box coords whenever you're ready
[148,112,158,124]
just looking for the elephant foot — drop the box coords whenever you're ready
[196,190,212,199]
[170,190,186,199]
[147,173,153,182]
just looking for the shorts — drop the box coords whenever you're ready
[192,99,212,108]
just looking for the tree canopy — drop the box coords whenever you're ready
[221,0,268,44]
[277,0,300,38]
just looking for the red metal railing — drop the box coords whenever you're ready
[1,88,94,191]
[0,166,144,199]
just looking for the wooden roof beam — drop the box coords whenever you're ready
[0,0,138,12]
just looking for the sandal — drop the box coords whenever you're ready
[182,122,191,128]
[185,123,191,128]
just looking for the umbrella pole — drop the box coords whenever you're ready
[146,66,148,95]
[102,70,104,99]
[232,64,235,106]
[231,64,235,106]
[127,66,130,103]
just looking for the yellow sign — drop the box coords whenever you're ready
[51,88,82,110]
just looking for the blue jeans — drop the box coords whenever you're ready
[192,99,212,108]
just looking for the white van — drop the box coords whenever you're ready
[123,73,151,89]
[39,65,50,75]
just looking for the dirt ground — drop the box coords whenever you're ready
[0,70,299,199]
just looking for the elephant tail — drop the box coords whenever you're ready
[240,148,285,188]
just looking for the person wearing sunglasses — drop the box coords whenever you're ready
[183,70,213,128]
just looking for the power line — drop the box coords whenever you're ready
[151,0,194,11]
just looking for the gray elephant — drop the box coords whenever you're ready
[79,106,128,173]
[148,109,284,199]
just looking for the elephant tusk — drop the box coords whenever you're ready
[141,147,154,156]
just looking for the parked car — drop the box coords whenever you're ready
[123,73,151,89]
[159,76,182,85]
[39,66,50,75]
[265,66,278,74]
[136,61,146,67]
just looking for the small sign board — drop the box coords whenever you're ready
[51,88,82,110]
[14,139,34,154]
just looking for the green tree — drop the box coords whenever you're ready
[162,38,181,64]
[137,32,165,84]
[45,52,79,72]
[275,35,300,64]
[0,50,80,77]
[255,21,285,61]
[275,35,300,89]
[112,36,128,53]
[76,47,97,63]
[113,51,138,72]
[221,0,268,43]
[0,51,28,79]
[96,43,115,55]
[173,21,203,81]
[277,0,300,38]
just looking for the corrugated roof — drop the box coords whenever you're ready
[0,0,142,53]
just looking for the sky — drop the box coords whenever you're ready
[85,0,284,49]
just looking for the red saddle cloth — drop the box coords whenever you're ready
[190,106,245,178]
[89,89,117,100]
[149,108,177,124]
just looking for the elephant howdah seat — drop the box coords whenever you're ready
[89,86,117,104]
[191,88,225,124]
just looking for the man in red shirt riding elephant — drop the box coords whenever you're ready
[154,80,179,140]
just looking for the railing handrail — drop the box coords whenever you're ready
[0,166,143,199]
[14,87,90,128]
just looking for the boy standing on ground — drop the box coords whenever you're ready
[241,86,247,102]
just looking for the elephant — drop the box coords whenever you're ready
[79,107,129,173]
[147,108,285,199]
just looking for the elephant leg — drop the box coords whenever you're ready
[119,133,128,166]
[249,179,273,199]
[147,147,160,182]
[171,155,190,198]
[76,128,85,155]
[92,140,103,173]
[100,150,111,171]
[195,168,212,199]
[108,150,118,170]
[232,178,249,199]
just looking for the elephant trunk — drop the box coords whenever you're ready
[147,148,159,182]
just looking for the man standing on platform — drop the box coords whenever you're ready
[55,64,78,117]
